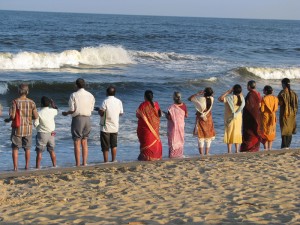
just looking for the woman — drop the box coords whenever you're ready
[261,85,278,150]
[218,84,245,153]
[240,80,262,152]
[278,78,298,149]
[136,90,162,161]
[166,92,188,158]
[188,87,215,155]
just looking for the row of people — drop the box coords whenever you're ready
[137,78,298,161]
[2,78,298,170]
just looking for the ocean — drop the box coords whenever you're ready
[0,10,299,171]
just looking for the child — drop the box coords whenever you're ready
[34,96,58,169]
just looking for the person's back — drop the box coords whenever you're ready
[101,96,123,133]
[70,88,95,117]
[35,107,58,133]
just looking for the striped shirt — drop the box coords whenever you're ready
[10,98,37,137]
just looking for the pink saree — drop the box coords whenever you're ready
[167,104,186,158]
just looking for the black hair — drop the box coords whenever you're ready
[281,78,291,90]
[282,78,293,106]
[173,91,182,104]
[204,87,213,110]
[76,78,85,89]
[41,96,51,107]
[233,84,242,106]
[263,85,273,95]
[247,80,256,90]
[106,86,116,96]
[144,90,154,107]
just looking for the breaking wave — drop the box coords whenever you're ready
[236,67,300,80]
[0,45,134,70]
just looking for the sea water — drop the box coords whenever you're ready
[0,10,299,171]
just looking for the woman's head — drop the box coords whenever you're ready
[18,83,29,96]
[144,90,154,101]
[247,80,256,90]
[232,84,242,95]
[173,91,182,104]
[281,78,290,89]
[204,87,214,97]
[144,90,154,107]
[263,85,273,95]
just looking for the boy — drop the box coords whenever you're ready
[34,96,58,169]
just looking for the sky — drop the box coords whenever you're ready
[1,0,300,20]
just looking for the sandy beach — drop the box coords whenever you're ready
[0,149,299,225]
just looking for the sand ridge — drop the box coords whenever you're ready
[0,149,299,224]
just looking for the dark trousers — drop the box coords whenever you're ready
[281,135,292,148]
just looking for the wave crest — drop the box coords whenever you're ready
[237,67,300,80]
[0,45,134,70]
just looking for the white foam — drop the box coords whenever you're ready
[131,50,202,62]
[244,67,300,80]
[0,45,134,70]
[0,83,8,94]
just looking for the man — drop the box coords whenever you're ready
[97,86,123,162]
[240,80,262,152]
[62,78,95,166]
[34,96,58,169]
[5,83,39,171]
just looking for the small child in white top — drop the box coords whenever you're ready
[34,96,58,169]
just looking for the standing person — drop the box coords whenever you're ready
[188,87,216,155]
[166,92,188,158]
[62,78,95,166]
[240,80,262,152]
[137,90,162,161]
[278,78,298,149]
[34,96,58,169]
[4,83,39,171]
[261,85,279,150]
[96,86,123,163]
[218,84,245,153]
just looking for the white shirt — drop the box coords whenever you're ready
[69,88,95,117]
[34,107,58,133]
[100,96,123,133]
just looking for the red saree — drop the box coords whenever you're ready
[240,90,262,152]
[137,101,162,161]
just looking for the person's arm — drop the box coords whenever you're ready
[119,101,124,116]
[5,100,15,122]
[188,90,204,101]
[62,95,75,116]
[184,104,188,118]
[50,99,58,110]
[218,89,232,102]
[99,100,106,117]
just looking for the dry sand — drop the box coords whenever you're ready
[0,149,299,225]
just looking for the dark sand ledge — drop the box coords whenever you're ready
[1,148,299,179]
[0,149,299,225]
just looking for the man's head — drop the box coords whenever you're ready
[41,96,51,107]
[106,86,116,96]
[18,83,29,96]
[76,78,85,89]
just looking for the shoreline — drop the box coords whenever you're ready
[1,148,299,179]
[0,148,299,224]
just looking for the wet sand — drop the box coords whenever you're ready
[0,149,299,225]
